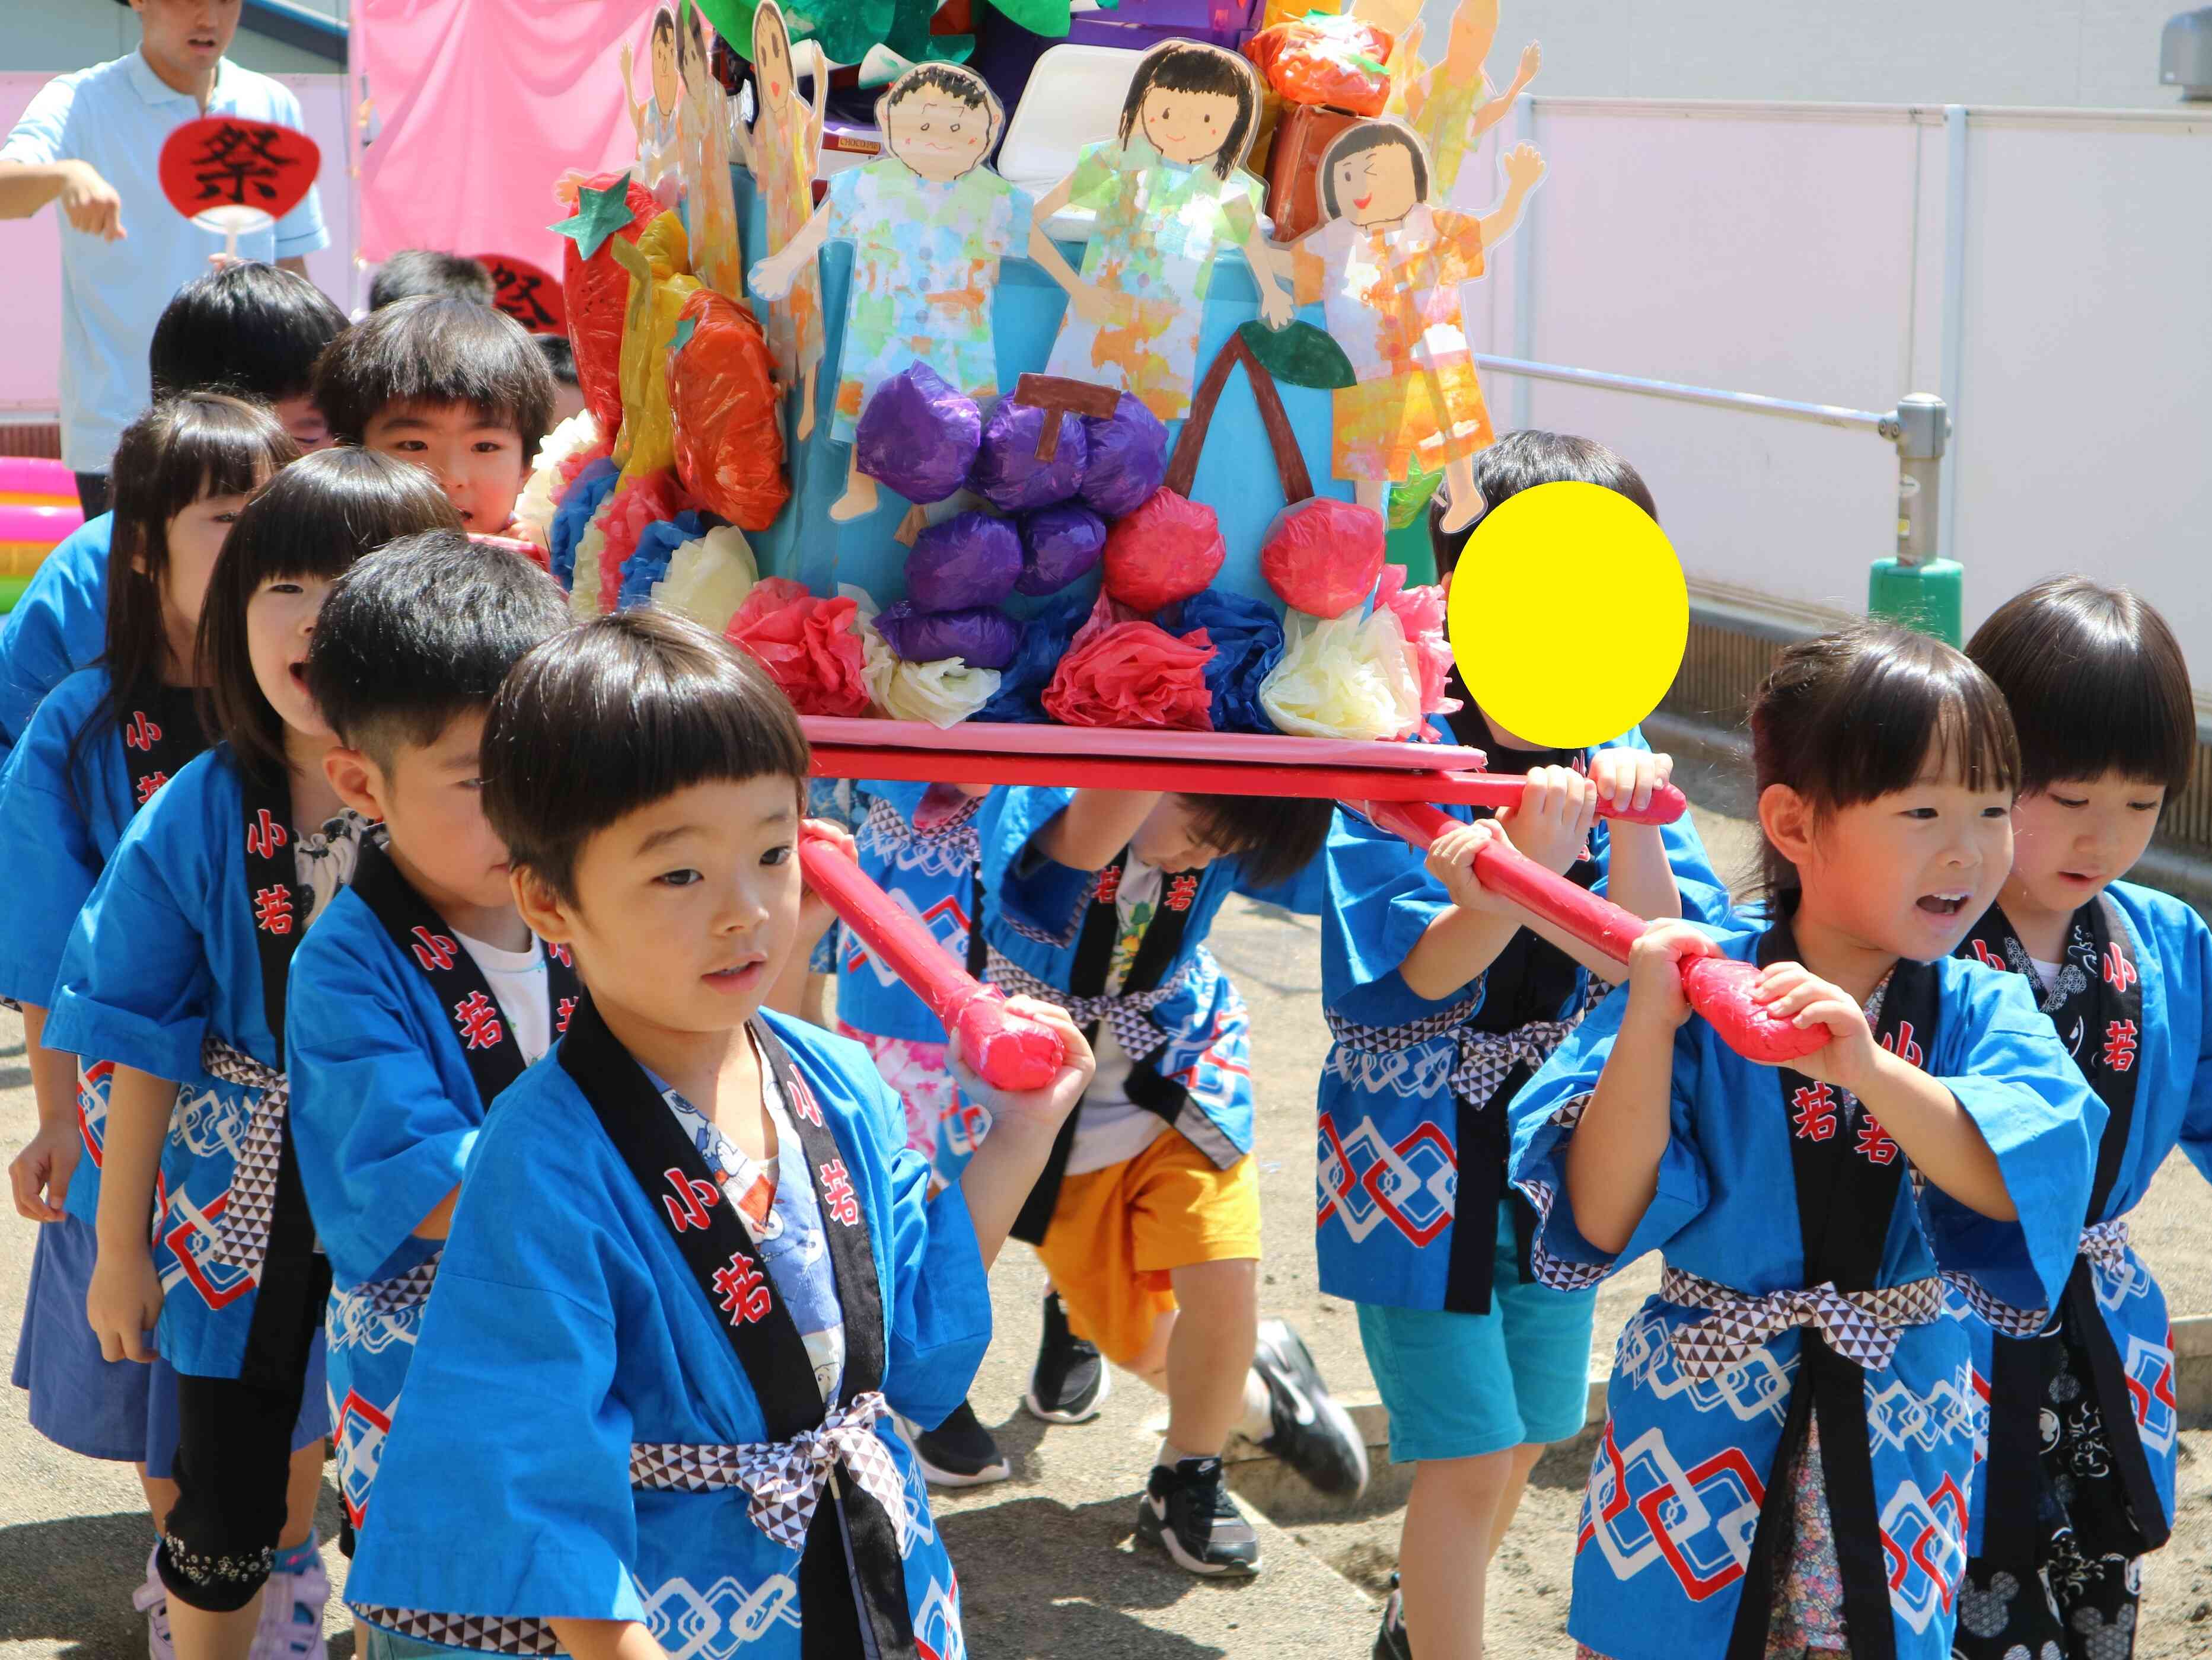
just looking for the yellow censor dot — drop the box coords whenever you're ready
[1447,481,1688,749]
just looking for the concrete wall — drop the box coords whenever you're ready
[0,0,342,78]
[1451,0,2199,111]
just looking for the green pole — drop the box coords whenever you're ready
[1866,394,1961,645]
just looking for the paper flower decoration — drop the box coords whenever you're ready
[1375,564,1460,719]
[855,363,981,506]
[975,591,1092,724]
[849,587,1002,727]
[906,511,1023,613]
[1258,606,1423,740]
[595,471,692,615]
[1172,588,1286,734]
[723,577,871,717]
[873,601,1021,671]
[514,408,606,550]
[547,455,620,592]
[1044,595,1216,730]
[651,523,760,633]
[1101,489,1224,611]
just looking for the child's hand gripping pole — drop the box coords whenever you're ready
[1352,800,1829,1065]
[796,825,1067,1090]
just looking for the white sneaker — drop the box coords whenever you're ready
[131,1547,174,1660]
[247,1552,330,1660]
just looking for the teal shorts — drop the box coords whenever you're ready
[1355,1202,1598,1464]
[362,1626,451,1660]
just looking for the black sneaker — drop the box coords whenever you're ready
[1251,1318,1369,1499]
[1025,1289,1108,1424]
[904,1399,1010,1488]
[1135,1457,1261,1576]
[1372,1572,1410,1660]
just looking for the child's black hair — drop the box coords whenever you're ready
[483,609,811,904]
[368,250,496,311]
[1967,576,2194,799]
[651,4,677,46]
[148,262,350,406]
[1319,122,1431,220]
[198,449,461,784]
[536,333,579,388]
[1117,43,1256,181]
[311,296,557,452]
[884,64,992,114]
[85,395,296,774]
[1749,621,2020,914]
[1177,793,1335,889]
[1429,430,1658,578]
[307,530,572,770]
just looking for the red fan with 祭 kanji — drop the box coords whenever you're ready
[157,115,321,258]
[472,253,569,336]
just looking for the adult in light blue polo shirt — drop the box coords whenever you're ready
[0,0,329,515]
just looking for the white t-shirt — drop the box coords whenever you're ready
[2029,957,2064,1001]
[454,929,553,1064]
[1066,857,1173,1177]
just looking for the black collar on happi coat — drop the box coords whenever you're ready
[234,761,329,1388]
[1010,847,1204,1246]
[558,994,916,1660]
[1725,925,1942,1660]
[116,684,207,813]
[1959,895,2165,1562]
[348,838,581,1105]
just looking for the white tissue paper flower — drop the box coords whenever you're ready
[512,409,603,549]
[846,586,1000,727]
[652,523,759,633]
[1259,606,1423,740]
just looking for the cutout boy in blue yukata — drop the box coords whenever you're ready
[345,609,1094,1660]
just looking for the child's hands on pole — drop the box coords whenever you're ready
[1624,920,1721,1031]
[1753,962,1879,1093]
[1491,763,1598,874]
[947,998,1094,1137]
[1587,748,1673,819]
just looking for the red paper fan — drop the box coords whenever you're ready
[157,116,320,234]
[473,253,569,336]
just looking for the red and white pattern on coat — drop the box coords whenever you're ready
[157,1187,257,1310]
[332,1388,394,1531]
[1315,1112,1456,1247]
[1609,1304,1796,1428]
[636,1570,800,1658]
[913,1573,966,1660]
[1877,1476,1968,1633]
[845,891,971,989]
[1576,1420,1766,1601]
[74,1059,115,1165]
[1159,1000,1251,1126]
[2125,1332,2179,1456]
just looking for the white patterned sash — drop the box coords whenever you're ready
[983,946,1199,1064]
[200,1037,287,1274]
[1660,1265,1943,1380]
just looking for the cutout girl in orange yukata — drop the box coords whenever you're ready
[1288,119,1542,532]
[732,0,827,440]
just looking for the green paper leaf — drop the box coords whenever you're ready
[1388,467,1444,529]
[984,0,1074,39]
[549,173,639,262]
[1238,319,1357,390]
[670,314,701,357]
[1349,52,1385,74]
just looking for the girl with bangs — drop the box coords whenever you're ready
[3,395,299,1653]
[1506,622,2103,1660]
[46,448,458,1660]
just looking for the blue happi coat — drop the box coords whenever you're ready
[343,1011,990,1660]
[287,856,578,1538]
[1950,879,2212,1554]
[1317,725,1729,1310]
[1507,930,2101,1660]
[0,513,110,758]
[976,786,1325,1175]
[46,743,354,1380]
[0,668,205,1223]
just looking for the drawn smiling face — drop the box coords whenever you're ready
[1334,142,1421,228]
[1139,87,1240,167]
[885,91,992,183]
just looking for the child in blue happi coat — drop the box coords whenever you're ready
[1509,622,2102,1660]
[1331,435,1732,1660]
[2,395,302,1655]
[1949,579,2212,1660]
[344,609,1094,1660]
[48,450,460,1660]
[0,263,347,758]
[978,783,1370,1578]
[281,534,572,1616]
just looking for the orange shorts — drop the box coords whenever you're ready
[1033,1134,1261,1369]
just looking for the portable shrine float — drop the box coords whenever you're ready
[520,4,1822,1083]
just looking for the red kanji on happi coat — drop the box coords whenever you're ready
[713,1253,772,1326]
[2102,942,2138,995]
[2103,1019,2139,1072]
[253,885,294,935]
[124,710,161,751]
[452,990,503,1051]
[818,1158,859,1227]
[1790,1083,1838,1141]
[411,926,457,972]
[662,1167,720,1232]
[1856,1117,1899,1166]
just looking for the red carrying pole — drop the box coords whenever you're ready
[1352,799,1827,1065]
[797,826,1066,1090]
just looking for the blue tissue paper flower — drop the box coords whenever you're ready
[975,592,1093,724]
[548,456,620,592]
[618,509,706,611]
[1173,589,1285,734]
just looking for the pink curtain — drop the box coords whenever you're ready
[357,0,659,270]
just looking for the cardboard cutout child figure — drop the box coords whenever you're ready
[750,62,1032,522]
[1289,119,1542,531]
[1398,0,1540,198]
[1028,40,1293,424]
[620,8,685,200]
[733,0,828,440]
[675,1,745,299]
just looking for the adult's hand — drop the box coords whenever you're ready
[58,160,125,241]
